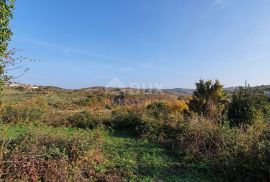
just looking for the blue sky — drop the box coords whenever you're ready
[10,0,270,89]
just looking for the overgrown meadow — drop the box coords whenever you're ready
[1,1,270,182]
[0,82,270,182]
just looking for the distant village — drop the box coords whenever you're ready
[6,82,39,90]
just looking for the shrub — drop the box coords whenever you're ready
[189,80,228,120]
[166,100,188,112]
[137,102,185,146]
[178,117,225,160]
[145,102,170,119]
[42,111,70,127]
[212,121,270,181]
[73,95,108,108]
[228,85,268,127]
[73,97,91,106]
[109,108,142,132]
[0,97,49,124]
[0,105,20,123]
[67,111,99,129]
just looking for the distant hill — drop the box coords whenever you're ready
[7,82,270,97]
[162,88,194,96]
[164,85,270,97]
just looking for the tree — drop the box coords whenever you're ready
[0,0,14,60]
[0,0,15,100]
[227,85,267,127]
[189,79,228,120]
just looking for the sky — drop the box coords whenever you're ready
[9,0,270,89]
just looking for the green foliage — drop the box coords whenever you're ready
[138,109,270,181]
[189,80,228,120]
[109,108,141,132]
[66,111,99,129]
[138,102,185,146]
[0,0,15,98]
[145,102,170,119]
[0,0,14,55]
[211,122,270,181]
[228,85,268,127]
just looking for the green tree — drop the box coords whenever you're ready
[228,85,267,127]
[189,79,228,120]
[0,0,15,99]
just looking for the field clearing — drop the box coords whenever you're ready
[0,123,223,181]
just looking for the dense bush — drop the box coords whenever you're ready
[42,111,70,127]
[145,102,171,119]
[228,86,268,127]
[166,100,188,112]
[211,121,270,181]
[108,108,142,132]
[137,101,185,147]
[66,111,105,129]
[136,101,270,181]
[73,95,108,108]
[189,80,228,120]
